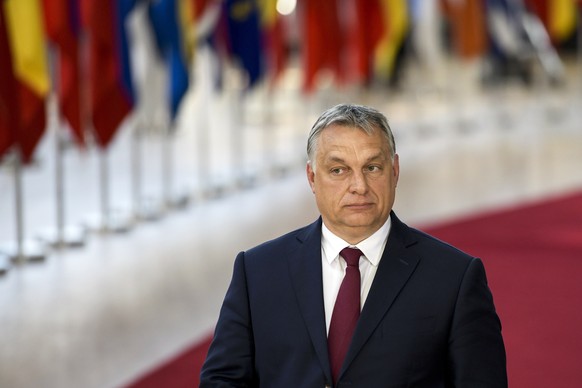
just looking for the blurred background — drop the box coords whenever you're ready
[1,0,582,387]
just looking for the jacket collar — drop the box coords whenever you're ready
[288,212,421,383]
[341,212,420,379]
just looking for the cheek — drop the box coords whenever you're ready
[316,182,345,205]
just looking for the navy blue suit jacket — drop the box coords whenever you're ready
[200,213,507,387]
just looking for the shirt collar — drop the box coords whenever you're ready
[321,215,392,267]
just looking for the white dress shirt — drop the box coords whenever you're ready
[321,216,392,333]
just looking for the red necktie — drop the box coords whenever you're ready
[328,247,362,384]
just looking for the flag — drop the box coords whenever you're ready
[374,0,409,80]
[548,0,577,43]
[0,3,18,159]
[259,0,288,83]
[83,0,135,149]
[148,0,191,123]
[224,0,264,87]
[41,0,84,146]
[300,0,343,91]
[346,0,384,84]
[441,0,488,59]
[4,0,50,163]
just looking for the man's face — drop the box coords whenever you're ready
[306,124,399,244]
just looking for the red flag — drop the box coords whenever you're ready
[300,0,344,92]
[442,0,488,59]
[0,4,18,159]
[82,0,133,149]
[41,0,84,146]
[348,0,385,84]
[4,0,50,163]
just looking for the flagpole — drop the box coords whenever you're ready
[131,121,142,221]
[97,143,130,233]
[99,148,110,232]
[45,113,86,248]
[231,69,256,189]
[55,121,65,246]
[262,86,274,179]
[231,80,244,189]
[7,150,46,263]
[162,124,172,209]
[161,122,188,210]
[197,48,212,198]
[262,85,283,179]
[13,150,24,263]
[197,81,210,198]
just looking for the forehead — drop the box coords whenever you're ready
[317,125,389,155]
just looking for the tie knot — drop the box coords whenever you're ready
[340,247,362,267]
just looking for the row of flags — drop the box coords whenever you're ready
[0,0,199,164]
[1,0,581,164]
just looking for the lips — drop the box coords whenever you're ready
[345,203,373,209]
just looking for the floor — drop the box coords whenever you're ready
[1,58,582,388]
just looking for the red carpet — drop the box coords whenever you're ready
[125,191,582,388]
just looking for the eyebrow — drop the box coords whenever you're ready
[326,152,386,164]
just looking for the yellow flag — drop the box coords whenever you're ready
[549,0,577,42]
[374,0,408,79]
[259,0,278,28]
[3,0,50,96]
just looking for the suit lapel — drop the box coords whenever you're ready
[287,218,332,383]
[341,213,421,377]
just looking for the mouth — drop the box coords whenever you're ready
[345,203,374,210]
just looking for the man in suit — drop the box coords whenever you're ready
[200,104,507,387]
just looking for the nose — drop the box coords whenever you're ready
[349,170,368,195]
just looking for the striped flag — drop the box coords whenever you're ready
[3,0,50,163]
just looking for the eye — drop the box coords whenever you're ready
[330,167,345,175]
[365,165,381,172]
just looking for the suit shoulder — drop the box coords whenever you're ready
[244,222,316,258]
[408,226,476,264]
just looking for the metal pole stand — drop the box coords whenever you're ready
[0,150,47,265]
[0,252,9,275]
[161,124,190,211]
[38,118,87,248]
[85,147,133,234]
[130,122,163,222]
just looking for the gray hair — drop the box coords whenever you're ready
[306,104,396,169]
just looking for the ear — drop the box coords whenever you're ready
[393,154,400,186]
[306,162,316,193]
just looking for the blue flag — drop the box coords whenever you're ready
[148,0,189,122]
[224,0,263,87]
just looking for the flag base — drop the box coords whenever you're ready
[0,239,47,264]
[84,210,134,234]
[0,252,10,275]
[37,225,87,249]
